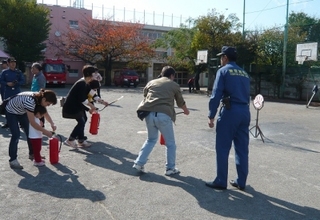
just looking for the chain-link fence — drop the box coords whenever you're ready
[248,65,320,101]
[37,0,193,28]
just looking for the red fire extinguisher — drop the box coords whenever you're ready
[160,133,165,145]
[49,133,62,164]
[90,112,100,135]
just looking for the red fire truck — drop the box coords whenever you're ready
[42,59,67,86]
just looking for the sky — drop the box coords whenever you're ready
[37,0,319,30]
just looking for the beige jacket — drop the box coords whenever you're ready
[137,77,185,122]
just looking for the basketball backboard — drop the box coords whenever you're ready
[196,50,208,65]
[296,42,318,64]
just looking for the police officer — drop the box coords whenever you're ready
[205,46,250,190]
[0,57,25,128]
[0,59,9,101]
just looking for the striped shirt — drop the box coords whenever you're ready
[6,92,36,115]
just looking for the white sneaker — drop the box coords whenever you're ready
[34,160,45,167]
[165,168,180,176]
[78,140,91,148]
[64,139,78,148]
[132,163,145,172]
[9,159,23,169]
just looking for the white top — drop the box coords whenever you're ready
[29,118,42,139]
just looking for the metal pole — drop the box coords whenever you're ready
[162,12,164,26]
[243,0,246,39]
[281,0,289,98]
[102,4,104,19]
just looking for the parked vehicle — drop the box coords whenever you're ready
[42,59,67,87]
[113,69,140,87]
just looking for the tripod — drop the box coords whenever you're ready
[249,108,265,142]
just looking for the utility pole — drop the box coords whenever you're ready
[243,0,246,39]
[281,0,289,98]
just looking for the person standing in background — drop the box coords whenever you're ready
[0,60,9,101]
[187,77,195,93]
[93,67,103,98]
[31,62,46,92]
[31,62,46,126]
[1,59,8,71]
[0,57,25,128]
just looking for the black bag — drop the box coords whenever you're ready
[137,110,150,121]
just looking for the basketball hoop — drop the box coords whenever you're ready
[195,60,204,65]
[296,55,308,65]
[196,50,208,66]
[295,42,318,64]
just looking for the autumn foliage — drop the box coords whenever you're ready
[54,17,154,85]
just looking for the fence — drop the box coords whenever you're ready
[249,65,320,101]
[36,0,193,28]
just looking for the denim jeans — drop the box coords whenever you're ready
[6,112,33,162]
[135,112,177,170]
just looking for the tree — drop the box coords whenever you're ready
[289,12,320,43]
[288,12,320,66]
[192,10,242,90]
[53,17,155,86]
[192,10,242,59]
[153,24,197,72]
[0,0,50,70]
[256,27,284,66]
[255,24,306,97]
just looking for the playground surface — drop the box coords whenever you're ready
[0,86,319,220]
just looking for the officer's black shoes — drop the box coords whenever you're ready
[205,181,227,190]
[229,180,245,191]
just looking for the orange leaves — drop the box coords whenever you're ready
[59,17,154,64]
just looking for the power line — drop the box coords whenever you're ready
[247,0,273,29]
[246,0,313,15]
[246,0,314,29]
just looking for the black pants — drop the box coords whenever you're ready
[188,83,194,93]
[63,110,87,142]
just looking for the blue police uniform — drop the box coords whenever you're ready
[0,68,25,99]
[208,57,251,189]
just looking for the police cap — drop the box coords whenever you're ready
[217,46,237,58]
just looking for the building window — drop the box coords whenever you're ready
[69,20,78,28]
[68,69,79,77]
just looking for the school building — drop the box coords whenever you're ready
[39,3,210,87]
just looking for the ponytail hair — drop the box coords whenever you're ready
[34,89,57,105]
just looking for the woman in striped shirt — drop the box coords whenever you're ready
[6,89,57,169]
